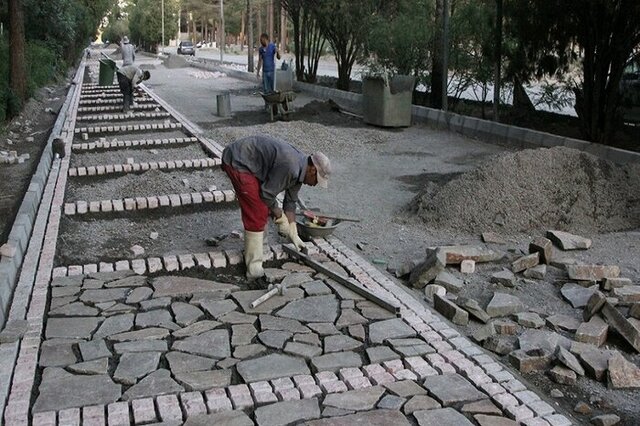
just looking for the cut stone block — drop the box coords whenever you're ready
[434,294,468,325]
[409,249,447,288]
[561,283,598,308]
[529,236,553,264]
[575,315,608,346]
[490,270,516,287]
[611,286,640,304]
[509,349,552,373]
[435,245,503,264]
[434,271,464,293]
[607,352,640,389]
[602,277,632,291]
[548,365,576,385]
[600,302,640,352]
[511,253,539,273]
[546,230,592,250]
[566,264,620,282]
[486,293,524,317]
[557,347,585,376]
[460,260,475,274]
[457,297,490,323]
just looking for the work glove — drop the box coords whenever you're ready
[288,222,306,252]
[274,214,289,237]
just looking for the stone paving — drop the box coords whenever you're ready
[0,53,574,425]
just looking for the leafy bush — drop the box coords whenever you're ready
[25,41,64,97]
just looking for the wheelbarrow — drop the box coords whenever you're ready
[260,91,296,121]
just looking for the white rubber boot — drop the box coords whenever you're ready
[244,230,265,280]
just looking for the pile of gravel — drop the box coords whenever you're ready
[163,54,189,69]
[411,147,640,234]
[208,120,391,156]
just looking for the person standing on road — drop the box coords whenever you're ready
[121,36,135,66]
[116,65,150,113]
[256,33,280,93]
[221,135,331,285]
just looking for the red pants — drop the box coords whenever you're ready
[222,163,269,232]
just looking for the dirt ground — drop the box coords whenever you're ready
[0,83,69,245]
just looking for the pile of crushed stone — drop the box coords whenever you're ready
[411,147,640,233]
[208,120,391,156]
[163,54,189,69]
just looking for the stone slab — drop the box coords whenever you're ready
[413,407,475,426]
[422,374,487,406]
[369,318,416,344]
[254,398,321,426]
[33,374,121,413]
[311,351,363,372]
[236,353,310,382]
[172,329,230,359]
[323,386,385,411]
[276,295,339,323]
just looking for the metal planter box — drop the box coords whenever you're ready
[363,75,415,127]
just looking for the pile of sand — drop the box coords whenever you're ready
[411,147,640,233]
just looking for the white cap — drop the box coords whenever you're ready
[311,152,331,188]
[122,36,130,44]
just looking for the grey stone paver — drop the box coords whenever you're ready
[323,386,386,411]
[413,407,475,426]
[276,295,339,323]
[423,374,488,406]
[183,410,253,426]
[121,369,184,400]
[258,330,292,349]
[33,373,121,412]
[369,318,416,344]
[199,299,238,318]
[79,288,130,304]
[172,302,204,326]
[311,351,363,372]
[172,329,230,358]
[236,353,310,382]
[231,289,304,314]
[68,357,109,375]
[93,313,134,339]
[78,339,112,361]
[166,351,216,373]
[254,398,321,426]
[172,320,221,338]
[174,369,231,391]
[113,352,161,385]
[384,380,428,398]
[324,334,363,353]
[45,317,102,339]
[39,340,78,367]
[151,276,239,298]
[306,410,411,425]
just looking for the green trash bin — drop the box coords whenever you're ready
[98,58,116,86]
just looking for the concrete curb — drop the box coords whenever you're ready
[191,60,640,164]
[0,74,79,328]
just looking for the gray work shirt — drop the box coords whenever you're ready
[222,135,308,212]
[121,43,135,66]
[116,65,144,88]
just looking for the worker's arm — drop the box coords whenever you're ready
[276,44,281,60]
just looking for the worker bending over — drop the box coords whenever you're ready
[116,65,149,113]
[222,135,331,284]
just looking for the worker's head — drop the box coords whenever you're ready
[260,33,269,47]
[122,36,130,44]
[304,152,331,188]
[142,70,151,81]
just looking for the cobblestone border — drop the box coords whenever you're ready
[67,156,220,177]
[77,103,159,113]
[78,98,156,106]
[1,59,85,426]
[71,136,199,152]
[76,111,171,122]
[74,121,182,136]
[62,188,236,216]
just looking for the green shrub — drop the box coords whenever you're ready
[25,41,63,97]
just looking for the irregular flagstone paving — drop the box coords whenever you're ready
[24,243,572,425]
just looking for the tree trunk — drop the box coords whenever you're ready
[493,0,503,121]
[9,0,26,105]
[240,12,245,50]
[247,0,254,72]
[281,6,287,52]
[257,2,262,37]
[512,77,535,113]
[268,0,274,38]
[431,0,444,109]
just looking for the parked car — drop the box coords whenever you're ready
[177,41,195,56]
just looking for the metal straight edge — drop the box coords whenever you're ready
[282,244,401,315]
[139,84,225,158]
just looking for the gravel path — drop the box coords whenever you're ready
[70,144,209,168]
[65,167,229,201]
